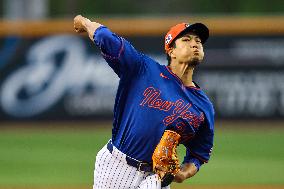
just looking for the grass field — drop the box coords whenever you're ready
[0,120,284,189]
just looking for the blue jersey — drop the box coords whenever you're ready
[93,26,215,170]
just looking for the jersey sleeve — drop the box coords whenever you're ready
[183,120,214,170]
[165,117,214,170]
[93,26,145,77]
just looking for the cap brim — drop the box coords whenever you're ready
[182,23,209,44]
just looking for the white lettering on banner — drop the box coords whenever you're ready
[64,94,115,115]
[232,40,284,64]
[198,72,284,117]
[0,35,118,117]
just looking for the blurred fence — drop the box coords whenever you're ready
[0,16,284,121]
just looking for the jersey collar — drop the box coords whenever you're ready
[165,66,201,90]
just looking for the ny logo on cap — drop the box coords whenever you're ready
[165,34,172,45]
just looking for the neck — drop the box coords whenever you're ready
[169,63,195,87]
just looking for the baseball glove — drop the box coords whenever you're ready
[152,130,181,187]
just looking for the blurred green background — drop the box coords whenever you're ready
[48,0,284,17]
[48,0,284,16]
[0,121,284,188]
[1,0,284,19]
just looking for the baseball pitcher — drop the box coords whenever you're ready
[74,15,214,189]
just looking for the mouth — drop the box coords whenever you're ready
[193,50,199,55]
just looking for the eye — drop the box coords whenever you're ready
[182,37,191,41]
[195,37,201,43]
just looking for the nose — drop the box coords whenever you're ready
[190,43,198,49]
[190,40,198,49]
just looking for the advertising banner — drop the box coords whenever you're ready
[1,34,284,120]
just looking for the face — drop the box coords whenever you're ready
[169,32,204,66]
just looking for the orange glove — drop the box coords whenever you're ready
[152,130,181,180]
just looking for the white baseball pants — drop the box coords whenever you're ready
[93,141,170,189]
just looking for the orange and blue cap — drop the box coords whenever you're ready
[164,22,209,53]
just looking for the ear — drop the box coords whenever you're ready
[168,47,176,59]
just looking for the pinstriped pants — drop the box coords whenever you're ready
[93,142,170,189]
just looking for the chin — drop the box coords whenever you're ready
[189,57,202,67]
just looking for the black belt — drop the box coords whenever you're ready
[107,141,153,172]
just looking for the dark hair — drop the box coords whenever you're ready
[166,29,191,65]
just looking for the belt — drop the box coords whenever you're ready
[107,141,153,172]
